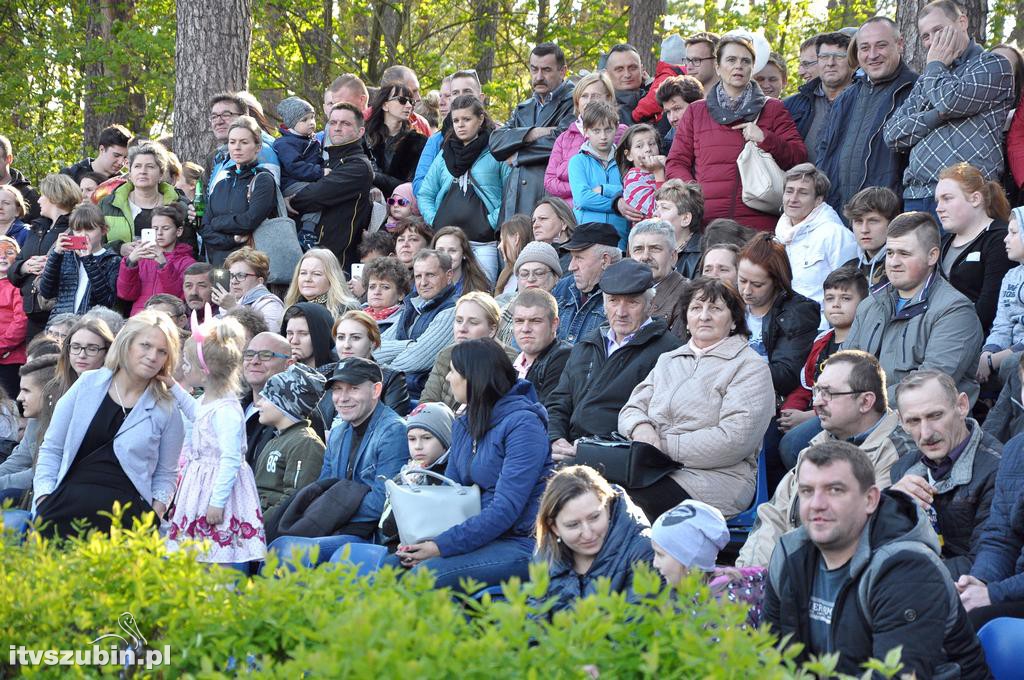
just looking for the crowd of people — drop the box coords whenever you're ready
[5,0,1024,673]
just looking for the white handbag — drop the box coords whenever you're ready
[384,469,481,545]
[736,116,786,215]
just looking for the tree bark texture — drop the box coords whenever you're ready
[83,0,146,149]
[628,0,666,74]
[897,0,986,73]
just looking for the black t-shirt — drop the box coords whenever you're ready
[808,555,849,656]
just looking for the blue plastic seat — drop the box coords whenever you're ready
[328,542,387,576]
[978,616,1024,679]
[727,443,770,544]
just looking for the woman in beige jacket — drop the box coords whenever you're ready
[619,278,774,520]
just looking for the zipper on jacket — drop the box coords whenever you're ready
[861,79,912,191]
[293,460,302,487]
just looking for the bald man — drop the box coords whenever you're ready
[242,332,294,466]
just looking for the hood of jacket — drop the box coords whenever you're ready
[488,378,548,429]
[289,301,335,367]
[776,201,845,245]
[106,180,180,214]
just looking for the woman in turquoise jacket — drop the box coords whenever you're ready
[417,95,509,283]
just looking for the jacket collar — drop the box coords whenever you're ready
[901,418,987,494]
[874,270,939,320]
[584,316,667,349]
[673,333,748,360]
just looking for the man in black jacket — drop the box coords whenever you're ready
[548,258,681,463]
[490,43,576,222]
[890,369,1000,580]
[764,440,989,679]
[290,103,373,271]
[0,135,40,221]
[511,287,571,405]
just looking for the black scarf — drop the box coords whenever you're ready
[441,128,491,178]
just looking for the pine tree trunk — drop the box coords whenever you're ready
[173,0,252,165]
[898,0,987,72]
[628,0,666,74]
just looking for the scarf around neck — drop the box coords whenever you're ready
[442,128,492,178]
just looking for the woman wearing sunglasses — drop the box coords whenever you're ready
[365,84,428,195]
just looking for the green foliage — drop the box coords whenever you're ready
[0,508,911,678]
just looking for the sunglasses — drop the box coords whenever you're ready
[388,96,413,106]
[387,197,411,207]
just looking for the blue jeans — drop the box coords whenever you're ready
[384,537,533,592]
[779,415,824,470]
[267,534,366,569]
[903,196,940,228]
[470,241,500,285]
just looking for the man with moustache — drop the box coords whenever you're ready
[181,262,217,321]
[628,220,687,337]
[490,43,577,221]
[737,350,913,568]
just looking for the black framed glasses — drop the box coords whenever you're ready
[69,343,107,357]
[685,56,713,67]
[811,386,864,402]
[208,111,241,122]
[229,272,257,282]
[243,350,289,362]
[388,96,413,106]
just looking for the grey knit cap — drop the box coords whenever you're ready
[406,402,456,450]
[260,363,326,422]
[660,35,685,65]
[514,241,563,278]
[277,96,315,130]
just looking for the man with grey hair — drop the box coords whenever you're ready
[891,369,1001,580]
[552,222,622,344]
[628,219,686,336]
[776,163,858,316]
[883,0,1013,215]
[548,258,681,461]
[413,69,485,193]
[817,17,919,216]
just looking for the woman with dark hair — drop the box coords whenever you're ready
[392,218,433,270]
[418,95,508,283]
[54,316,115,395]
[390,337,553,590]
[620,278,775,521]
[0,354,59,503]
[736,233,820,400]
[665,34,806,231]
[365,84,428,195]
[430,226,491,295]
[494,215,534,297]
[361,255,411,332]
[533,464,652,614]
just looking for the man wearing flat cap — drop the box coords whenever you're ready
[317,356,408,540]
[551,222,622,344]
[547,258,681,463]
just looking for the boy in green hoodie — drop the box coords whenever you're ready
[254,363,327,515]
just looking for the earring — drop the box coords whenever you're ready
[556,536,562,544]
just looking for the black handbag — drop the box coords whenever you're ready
[574,433,680,488]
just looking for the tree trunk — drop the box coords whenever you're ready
[897,0,987,72]
[173,0,252,165]
[83,0,147,150]
[628,0,665,74]
[536,0,549,44]
[1013,0,1024,45]
[474,0,500,85]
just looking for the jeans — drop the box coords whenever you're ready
[470,241,500,285]
[779,415,823,470]
[384,537,533,592]
[903,196,940,229]
[267,534,366,569]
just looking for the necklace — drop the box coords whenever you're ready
[111,377,134,416]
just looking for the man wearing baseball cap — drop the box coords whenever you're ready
[318,357,408,539]
[550,222,622,344]
[548,258,681,463]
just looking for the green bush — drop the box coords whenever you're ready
[0,508,904,678]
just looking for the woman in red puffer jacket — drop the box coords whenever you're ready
[666,35,806,232]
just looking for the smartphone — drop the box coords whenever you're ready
[211,268,231,290]
[351,263,365,281]
[141,228,156,243]
[67,235,88,251]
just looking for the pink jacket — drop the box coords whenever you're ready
[544,120,628,207]
[116,242,197,316]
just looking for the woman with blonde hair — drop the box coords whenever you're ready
[935,162,1014,335]
[33,309,184,538]
[420,292,515,409]
[283,248,359,317]
[545,72,629,206]
[533,464,652,614]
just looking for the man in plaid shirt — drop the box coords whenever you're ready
[883,0,1013,216]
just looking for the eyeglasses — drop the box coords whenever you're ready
[817,52,848,62]
[811,386,864,402]
[388,96,413,106]
[387,197,411,207]
[208,111,241,122]
[229,272,257,281]
[69,343,107,357]
[799,59,818,68]
[517,267,553,281]
[243,349,290,362]
[685,56,713,67]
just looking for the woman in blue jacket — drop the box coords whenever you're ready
[417,96,509,283]
[392,337,553,590]
[533,465,653,613]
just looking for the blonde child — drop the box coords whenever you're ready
[165,314,266,563]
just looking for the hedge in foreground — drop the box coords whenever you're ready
[0,509,905,678]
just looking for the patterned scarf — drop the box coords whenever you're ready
[366,304,400,321]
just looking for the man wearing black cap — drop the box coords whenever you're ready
[548,258,681,462]
[318,357,408,539]
[551,222,622,345]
